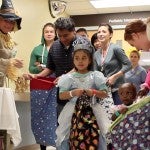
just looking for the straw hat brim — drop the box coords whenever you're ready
[0,13,21,20]
[0,13,22,30]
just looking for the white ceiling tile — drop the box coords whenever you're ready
[63,0,150,15]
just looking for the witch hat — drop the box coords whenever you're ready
[0,0,22,31]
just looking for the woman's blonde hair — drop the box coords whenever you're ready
[129,50,140,58]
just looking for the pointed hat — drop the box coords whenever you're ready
[0,0,22,30]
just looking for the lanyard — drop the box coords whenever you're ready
[101,43,110,65]
[41,44,45,64]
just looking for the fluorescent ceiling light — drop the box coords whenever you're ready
[90,0,150,8]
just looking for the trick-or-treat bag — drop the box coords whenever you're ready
[30,77,57,146]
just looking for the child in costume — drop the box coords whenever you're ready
[56,37,111,150]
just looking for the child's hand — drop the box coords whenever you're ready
[84,89,93,97]
[120,107,128,114]
[72,89,84,97]
[112,107,128,121]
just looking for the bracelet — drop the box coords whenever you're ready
[115,111,120,117]
[69,91,73,98]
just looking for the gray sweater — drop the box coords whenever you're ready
[94,43,131,91]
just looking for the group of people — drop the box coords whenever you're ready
[0,0,149,149]
[25,17,150,150]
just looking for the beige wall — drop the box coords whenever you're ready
[0,0,67,72]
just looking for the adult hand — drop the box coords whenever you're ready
[23,73,34,80]
[137,86,149,98]
[10,58,23,68]
[53,77,59,85]
[35,62,46,70]
[107,75,116,86]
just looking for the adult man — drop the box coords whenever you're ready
[32,17,82,116]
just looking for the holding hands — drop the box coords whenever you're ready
[71,89,93,97]
[69,89,107,99]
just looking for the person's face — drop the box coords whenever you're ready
[94,39,101,50]
[73,50,91,73]
[129,52,140,66]
[76,31,88,38]
[56,29,75,46]
[0,17,15,33]
[43,25,55,42]
[118,85,136,106]
[127,32,150,51]
[97,26,112,43]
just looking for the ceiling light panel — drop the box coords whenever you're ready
[90,0,150,8]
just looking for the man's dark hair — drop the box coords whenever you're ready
[76,28,87,34]
[54,17,75,31]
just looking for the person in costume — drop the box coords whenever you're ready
[0,0,23,149]
[56,37,111,150]
[0,0,23,86]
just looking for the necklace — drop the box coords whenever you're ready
[101,43,110,64]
